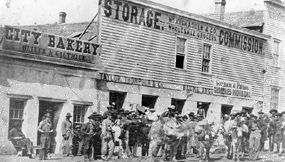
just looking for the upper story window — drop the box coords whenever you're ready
[175,37,187,69]
[202,43,212,73]
[270,87,280,110]
[272,40,280,66]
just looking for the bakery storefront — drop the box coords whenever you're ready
[0,26,101,154]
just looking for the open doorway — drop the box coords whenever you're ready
[171,98,186,114]
[221,104,233,121]
[242,107,253,114]
[142,95,158,108]
[197,102,210,117]
[109,91,126,110]
[37,100,64,153]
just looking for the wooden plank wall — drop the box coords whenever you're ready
[263,2,285,112]
[99,0,266,100]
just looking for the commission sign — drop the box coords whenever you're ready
[3,26,101,64]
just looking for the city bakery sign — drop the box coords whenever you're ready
[101,0,265,55]
[2,26,101,64]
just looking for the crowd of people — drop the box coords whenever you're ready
[8,103,285,161]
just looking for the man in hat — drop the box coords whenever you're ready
[9,121,34,158]
[161,105,176,118]
[81,112,98,161]
[101,111,115,161]
[61,112,73,157]
[38,113,53,160]
[273,113,283,153]
[257,111,269,151]
[197,103,205,119]
[73,124,83,156]
[103,104,115,119]
[268,109,278,152]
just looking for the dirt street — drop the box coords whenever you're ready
[0,151,284,162]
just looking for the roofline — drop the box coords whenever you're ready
[127,0,270,39]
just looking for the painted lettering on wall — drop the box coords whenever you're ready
[183,85,213,95]
[101,0,265,54]
[3,26,101,64]
[100,73,164,88]
[212,78,252,98]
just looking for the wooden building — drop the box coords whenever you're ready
[0,24,101,154]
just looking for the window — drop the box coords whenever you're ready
[270,87,280,110]
[142,95,158,108]
[175,37,187,69]
[73,105,87,124]
[109,91,127,110]
[273,40,280,66]
[202,43,212,73]
[9,99,25,130]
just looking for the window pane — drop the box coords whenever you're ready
[176,55,184,69]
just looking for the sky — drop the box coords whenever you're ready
[0,0,267,26]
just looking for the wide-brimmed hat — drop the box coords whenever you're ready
[88,112,98,119]
[66,113,72,117]
[45,113,51,117]
[137,106,145,113]
[188,112,195,117]
[75,125,81,129]
[269,109,278,114]
[258,111,264,114]
[168,105,175,110]
[149,108,156,112]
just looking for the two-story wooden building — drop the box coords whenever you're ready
[96,0,270,119]
[0,23,102,154]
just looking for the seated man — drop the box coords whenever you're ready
[9,121,34,158]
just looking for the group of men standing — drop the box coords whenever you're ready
[9,104,285,161]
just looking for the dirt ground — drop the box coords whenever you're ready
[0,151,284,162]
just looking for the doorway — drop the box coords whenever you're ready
[37,100,64,153]
[171,98,186,114]
[109,91,127,110]
[142,95,158,108]
[242,107,253,114]
[221,104,233,120]
[197,102,210,117]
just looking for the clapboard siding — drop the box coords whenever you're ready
[263,3,285,112]
[100,6,266,99]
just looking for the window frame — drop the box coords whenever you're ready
[8,97,28,133]
[201,42,213,74]
[175,36,188,69]
[270,86,281,110]
[272,39,281,67]
[73,104,88,124]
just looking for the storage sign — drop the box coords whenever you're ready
[101,0,265,55]
[3,26,101,64]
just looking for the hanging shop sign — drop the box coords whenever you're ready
[100,73,164,88]
[2,26,101,64]
[100,0,265,55]
[212,78,252,98]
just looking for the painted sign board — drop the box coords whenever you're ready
[2,26,101,64]
[100,0,265,55]
[212,78,252,98]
